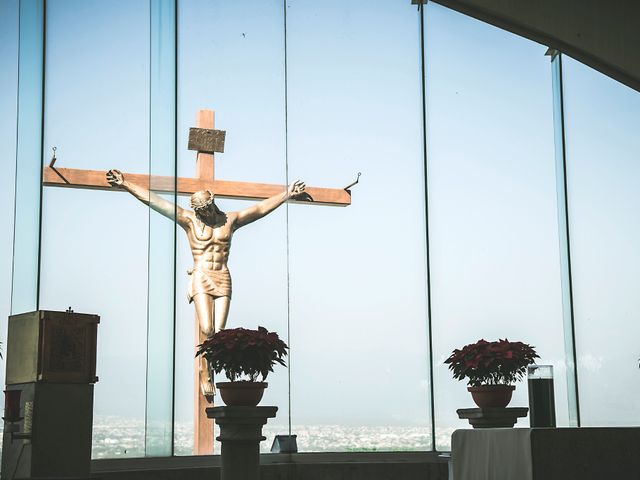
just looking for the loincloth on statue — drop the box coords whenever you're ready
[187,267,232,302]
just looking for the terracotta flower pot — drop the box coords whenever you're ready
[216,381,268,407]
[467,385,515,408]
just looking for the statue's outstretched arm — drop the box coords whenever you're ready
[234,180,305,229]
[106,169,189,227]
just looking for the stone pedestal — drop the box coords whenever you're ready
[206,406,277,480]
[457,407,528,428]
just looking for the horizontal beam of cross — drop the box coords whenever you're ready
[43,167,352,207]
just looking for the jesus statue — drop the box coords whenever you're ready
[106,169,305,399]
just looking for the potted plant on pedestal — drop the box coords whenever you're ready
[445,339,539,408]
[196,326,288,407]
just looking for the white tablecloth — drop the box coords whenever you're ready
[452,427,640,480]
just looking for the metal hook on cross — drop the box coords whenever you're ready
[49,147,58,168]
[344,172,361,192]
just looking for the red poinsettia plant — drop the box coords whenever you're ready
[195,326,288,382]
[444,339,539,387]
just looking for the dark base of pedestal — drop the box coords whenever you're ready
[457,407,528,428]
[206,406,278,480]
[1,383,94,479]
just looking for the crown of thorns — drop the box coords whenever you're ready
[190,190,215,210]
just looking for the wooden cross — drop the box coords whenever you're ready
[42,108,353,455]
[43,112,352,207]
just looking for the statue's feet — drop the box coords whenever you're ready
[199,359,216,403]
[201,380,215,404]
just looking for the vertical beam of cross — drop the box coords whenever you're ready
[196,110,215,180]
[194,110,216,455]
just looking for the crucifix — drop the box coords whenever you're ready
[43,109,354,454]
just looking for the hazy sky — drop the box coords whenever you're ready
[0,0,639,455]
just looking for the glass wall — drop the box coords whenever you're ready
[286,0,432,451]
[5,0,640,462]
[39,0,150,458]
[562,56,640,426]
[424,3,569,449]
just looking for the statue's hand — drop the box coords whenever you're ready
[106,169,124,187]
[287,180,306,199]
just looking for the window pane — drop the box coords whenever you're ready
[424,4,568,449]
[287,0,432,452]
[12,0,44,315]
[562,57,640,426]
[0,0,19,455]
[146,0,177,457]
[174,0,287,455]
[39,0,150,459]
